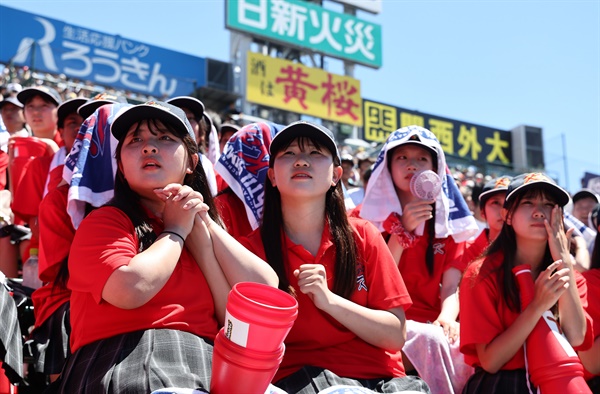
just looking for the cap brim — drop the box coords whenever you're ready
[78,100,115,119]
[111,104,191,141]
[166,97,205,120]
[58,98,87,122]
[270,122,339,160]
[17,88,61,106]
[507,181,570,207]
[0,96,23,109]
[573,189,599,204]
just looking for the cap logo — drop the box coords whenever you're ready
[91,92,115,101]
[495,177,510,188]
[524,173,550,184]
[145,101,171,112]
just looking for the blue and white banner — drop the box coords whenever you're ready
[0,5,206,97]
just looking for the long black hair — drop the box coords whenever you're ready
[484,188,559,312]
[108,118,222,252]
[261,135,358,299]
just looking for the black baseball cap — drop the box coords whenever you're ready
[270,120,340,160]
[17,86,62,106]
[57,97,87,125]
[572,189,599,204]
[110,100,195,143]
[505,173,569,207]
[0,96,23,110]
[166,96,205,121]
[479,176,512,207]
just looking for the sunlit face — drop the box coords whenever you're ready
[24,96,58,138]
[573,197,596,224]
[389,144,434,193]
[0,103,26,133]
[482,194,505,233]
[506,192,557,242]
[268,138,341,200]
[119,119,193,197]
[59,112,84,152]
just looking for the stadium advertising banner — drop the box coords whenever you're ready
[0,5,206,97]
[247,51,362,126]
[226,0,382,68]
[363,100,513,166]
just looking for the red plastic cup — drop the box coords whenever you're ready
[224,282,298,352]
[210,328,284,394]
[9,137,49,197]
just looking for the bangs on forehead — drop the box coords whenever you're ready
[130,118,184,138]
[279,135,324,152]
[517,188,559,205]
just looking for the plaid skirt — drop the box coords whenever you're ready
[274,366,431,394]
[53,328,214,394]
[26,301,70,374]
[462,367,530,394]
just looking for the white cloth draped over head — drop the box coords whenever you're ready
[360,125,478,242]
[63,103,130,229]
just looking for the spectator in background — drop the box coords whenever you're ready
[166,96,218,196]
[18,86,62,145]
[11,97,85,273]
[466,180,487,239]
[218,122,240,154]
[572,189,600,227]
[348,165,373,207]
[462,176,511,267]
[340,153,357,190]
[200,110,221,165]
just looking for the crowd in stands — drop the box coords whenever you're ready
[0,69,599,394]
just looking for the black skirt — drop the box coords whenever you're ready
[27,301,71,375]
[274,365,431,394]
[54,328,214,394]
[462,367,530,394]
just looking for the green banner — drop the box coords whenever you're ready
[226,0,382,68]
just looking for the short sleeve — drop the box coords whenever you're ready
[68,207,137,304]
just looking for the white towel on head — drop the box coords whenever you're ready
[360,125,478,242]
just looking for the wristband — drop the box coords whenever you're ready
[162,230,185,243]
[383,212,417,249]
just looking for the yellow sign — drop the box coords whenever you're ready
[247,52,362,126]
[363,101,397,142]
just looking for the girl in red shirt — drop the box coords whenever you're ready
[352,126,477,394]
[239,121,430,393]
[54,101,278,393]
[460,173,593,393]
